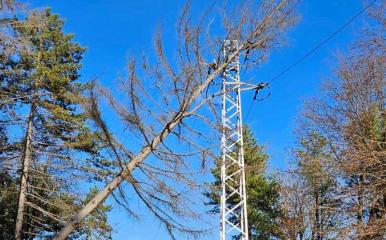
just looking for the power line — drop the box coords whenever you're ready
[244,0,378,122]
[267,0,378,85]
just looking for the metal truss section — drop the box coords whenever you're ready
[220,40,249,240]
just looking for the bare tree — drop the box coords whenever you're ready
[52,1,299,239]
[278,170,309,240]
[0,0,20,11]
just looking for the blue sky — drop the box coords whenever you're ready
[25,0,370,239]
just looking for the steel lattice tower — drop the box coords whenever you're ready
[220,40,249,240]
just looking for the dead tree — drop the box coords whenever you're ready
[52,1,299,239]
[277,170,310,240]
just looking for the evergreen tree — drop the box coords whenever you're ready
[0,9,112,239]
[205,126,281,239]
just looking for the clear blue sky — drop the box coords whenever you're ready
[26,0,369,239]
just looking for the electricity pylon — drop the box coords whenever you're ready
[220,40,263,240]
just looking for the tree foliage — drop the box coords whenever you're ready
[0,8,112,239]
[281,132,340,240]
[279,3,385,239]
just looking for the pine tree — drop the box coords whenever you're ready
[205,126,281,239]
[1,8,112,239]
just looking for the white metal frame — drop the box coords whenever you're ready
[220,40,249,240]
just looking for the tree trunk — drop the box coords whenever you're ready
[315,192,321,240]
[15,102,35,240]
[52,113,182,239]
[357,174,364,240]
[298,232,303,240]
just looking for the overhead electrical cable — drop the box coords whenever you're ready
[244,0,378,122]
